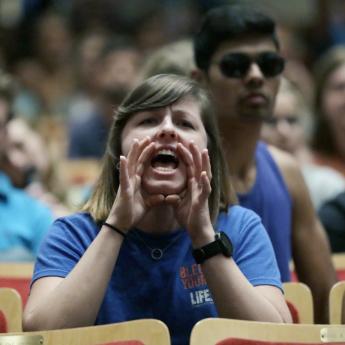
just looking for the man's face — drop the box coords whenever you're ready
[201,36,282,123]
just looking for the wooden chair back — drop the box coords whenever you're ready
[0,319,170,345]
[329,281,345,324]
[0,262,34,307]
[283,282,314,323]
[333,254,345,281]
[190,318,345,345]
[0,288,22,332]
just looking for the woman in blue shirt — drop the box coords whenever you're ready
[23,74,291,345]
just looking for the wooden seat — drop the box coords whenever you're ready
[0,288,22,332]
[333,254,345,281]
[283,282,314,323]
[0,319,170,345]
[0,262,34,307]
[190,318,345,345]
[329,281,345,324]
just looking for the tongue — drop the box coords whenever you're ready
[152,161,176,170]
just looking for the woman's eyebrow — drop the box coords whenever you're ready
[172,109,198,118]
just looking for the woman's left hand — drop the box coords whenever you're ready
[165,141,213,241]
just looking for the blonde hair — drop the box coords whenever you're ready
[278,77,314,141]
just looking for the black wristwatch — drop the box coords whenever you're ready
[192,231,233,264]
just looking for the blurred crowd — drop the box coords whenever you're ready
[1,0,345,260]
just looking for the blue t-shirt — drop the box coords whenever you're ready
[238,142,292,281]
[0,172,53,261]
[33,205,281,345]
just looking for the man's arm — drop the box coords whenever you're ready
[270,146,337,324]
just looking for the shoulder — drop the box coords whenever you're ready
[39,212,98,253]
[218,205,263,237]
[52,212,97,232]
[256,141,299,182]
[267,145,307,197]
[267,144,300,174]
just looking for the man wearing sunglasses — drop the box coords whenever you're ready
[192,4,336,323]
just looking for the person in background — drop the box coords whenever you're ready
[0,70,53,261]
[261,77,345,210]
[67,36,141,159]
[311,45,345,178]
[13,10,75,122]
[23,75,291,345]
[139,39,195,81]
[192,4,336,323]
[6,117,70,217]
[319,190,345,253]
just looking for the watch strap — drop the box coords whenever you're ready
[192,232,232,264]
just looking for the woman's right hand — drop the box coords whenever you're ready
[105,137,164,232]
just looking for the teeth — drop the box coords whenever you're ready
[155,166,175,171]
[157,149,176,157]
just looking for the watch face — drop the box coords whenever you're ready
[219,232,233,257]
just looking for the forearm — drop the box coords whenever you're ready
[293,222,337,323]
[24,227,123,330]
[201,256,291,322]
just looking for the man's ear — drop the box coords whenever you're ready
[190,68,208,86]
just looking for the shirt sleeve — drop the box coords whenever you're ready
[224,206,282,289]
[32,214,95,285]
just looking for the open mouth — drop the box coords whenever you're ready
[151,149,179,171]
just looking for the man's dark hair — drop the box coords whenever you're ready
[193,4,280,71]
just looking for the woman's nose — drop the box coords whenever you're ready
[157,127,177,139]
[155,117,178,140]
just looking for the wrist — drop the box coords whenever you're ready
[105,216,130,234]
[192,231,233,264]
[189,225,215,248]
[103,222,127,237]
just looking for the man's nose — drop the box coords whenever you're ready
[244,63,264,85]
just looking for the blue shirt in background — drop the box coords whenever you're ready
[0,172,53,261]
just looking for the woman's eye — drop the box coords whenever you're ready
[180,120,194,129]
[140,118,157,125]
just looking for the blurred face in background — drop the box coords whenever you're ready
[261,87,305,154]
[97,49,140,92]
[6,119,49,188]
[321,62,345,156]
[77,33,107,93]
[35,13,72,68]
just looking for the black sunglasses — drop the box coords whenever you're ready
[217,52,285,79]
